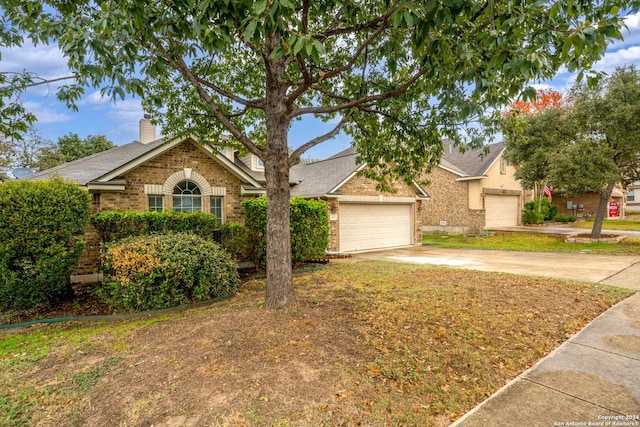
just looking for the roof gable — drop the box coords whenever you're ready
[28,137,264,189]
[440,140,505,178]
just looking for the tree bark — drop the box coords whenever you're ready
[591,181,615,239]
[262,53,296,309]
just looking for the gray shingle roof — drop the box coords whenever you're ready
[440,140,505,177]
[28,138,166,185]
[290,142,505,196]
[290,147,358,197]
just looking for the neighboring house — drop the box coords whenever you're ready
[27,117,526,277]
[626,181,640,213]
[290,147,429,253]
[420,141,528,235]
[552,189,627,219]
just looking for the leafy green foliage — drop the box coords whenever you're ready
[524,198,558,223]
[31,133,115,171]
[218,222,249,261]
[91,211,220,243]
[554,214,577,223]
[522,209,544,225]
[2,0,633,307]
[0,178,90,310]
[243,197,329,267]
[99,232,240,312]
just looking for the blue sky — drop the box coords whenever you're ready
[3,11,640,160]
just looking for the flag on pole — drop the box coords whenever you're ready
[543,183,552,201]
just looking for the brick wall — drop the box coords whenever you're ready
[73,140,250,278]
[421,167,485,234]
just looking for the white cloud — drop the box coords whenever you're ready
[1,43,71,82]
[624,12,640,31]
[80,91,110,106]
[594,45,640,72]
[22,101,73,124]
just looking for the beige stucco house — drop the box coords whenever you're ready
[421,141,528,235]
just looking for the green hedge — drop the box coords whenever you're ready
[99,232,240,312]
[524,198,558,223]
[242,197,329,267]
[0,178,91,310]
[91,210,220,242]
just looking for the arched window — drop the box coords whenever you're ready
[173,180,202,212]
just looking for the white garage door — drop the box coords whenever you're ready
[339,203,412,252]
[485,195,519,227]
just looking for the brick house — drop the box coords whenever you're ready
[28,117,267,280]
[28,117,526,277]
[420,141,528,235]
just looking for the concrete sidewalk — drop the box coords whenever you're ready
[346,246,640,424]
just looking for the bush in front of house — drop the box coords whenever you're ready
[553,214,577,223]
[99,232,240,312]
[524,198,558,223]
[91,210,220,243]
[218,222,249,261]
[522,209,544,225]
[242,197,329,267]
[0,178,91,310]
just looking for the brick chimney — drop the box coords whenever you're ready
[139,114,157,144]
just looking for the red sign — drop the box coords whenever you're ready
[609,200,619,218]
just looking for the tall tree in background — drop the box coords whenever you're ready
[502,89,575,198]
[552,66,640,238]
[1,130,115,172]
[1,0,634,308]
[0,126,57,171]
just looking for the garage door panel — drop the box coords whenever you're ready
[485,195,519,227]
[339,204,411,252]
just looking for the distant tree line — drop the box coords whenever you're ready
[0,129,114,174]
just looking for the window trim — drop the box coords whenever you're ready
[172,180,203,213]
[210,196,224,224]
[148,194,164,212]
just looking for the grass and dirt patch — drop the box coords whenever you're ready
[0,261,633,426]
[423,232,640,255]
[574,219,640,232]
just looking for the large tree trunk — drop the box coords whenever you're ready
[262,53,296,309]
[591,181,615,239]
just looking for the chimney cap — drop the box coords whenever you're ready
[143,113,152,119]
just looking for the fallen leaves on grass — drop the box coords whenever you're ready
[0,261,632,426]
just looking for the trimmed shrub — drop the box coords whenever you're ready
[554,214,577,223]
[242,197,329,267]
[522,209,544,225]
[0,178,91,310]
[524,198,557,222]
[99,232,240,312]
[91,211,220,243]
[219,222,249,261]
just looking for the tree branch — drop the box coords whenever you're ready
[288,67,429,120]
[288,114,349,167]
[192,74,265,109]
[157,36,263,157]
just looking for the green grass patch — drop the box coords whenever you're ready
[574,219,640,231]
[423,232,640,255]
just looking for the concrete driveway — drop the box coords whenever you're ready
[346,246,640,291]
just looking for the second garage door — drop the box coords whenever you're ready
[339,203,412,252]
[484,194,520,227]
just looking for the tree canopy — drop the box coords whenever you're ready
[1,0,635,307]
[0,129,114,172]
[503,66,640,237]
[502,89,576,197]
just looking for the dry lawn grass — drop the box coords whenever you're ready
[0,261,633,426]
